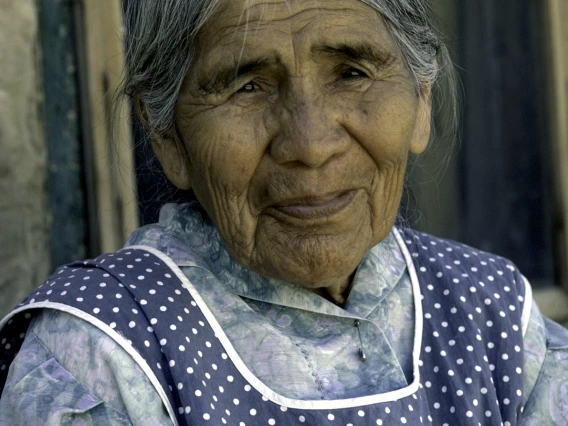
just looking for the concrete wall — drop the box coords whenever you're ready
[0,0,51,317]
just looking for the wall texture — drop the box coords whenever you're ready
[0,0,51,317]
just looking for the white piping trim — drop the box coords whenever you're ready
[0,302,179,426]
[392,228,424,386]
[520,275,533,337]
[127,242,423,410]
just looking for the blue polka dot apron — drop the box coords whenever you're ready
[0,228,530,425]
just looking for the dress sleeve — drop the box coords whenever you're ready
[520,300,568,425]
[0,309,173,426]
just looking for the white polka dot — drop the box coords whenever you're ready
[169,360,175,367]
[227,376,234,382]
[466,411,473,417]
[93,308,100,314]
[328,414,335,420]
[160,306,167,312]
[299,416,306,422]
[401,417,407,424]
[244,385,251,391]
[268,419,276,425]
[179,345,185,351]
[358,410,365,417]
[144,340,150,347]
[250,409,257,416]
[129,321,136,328]
[203,413,210,420]
[195,390,202,396]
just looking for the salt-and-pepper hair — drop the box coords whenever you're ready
[122,0,457,139]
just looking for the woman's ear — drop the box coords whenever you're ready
[151,136,193,190]
[409,86,433,155]
[134,97,192,190]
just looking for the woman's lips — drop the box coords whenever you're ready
[268,190,358,220]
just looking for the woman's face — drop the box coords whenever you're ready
[157,0,431,293]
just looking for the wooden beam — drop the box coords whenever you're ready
[79,1,138,254]
[544,0,568,289]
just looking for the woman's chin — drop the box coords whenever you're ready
[246,232,368,290]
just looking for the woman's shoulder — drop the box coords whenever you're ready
[0,308,171,425]
[399,227,522,271]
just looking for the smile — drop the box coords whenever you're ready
[267,190,358,220]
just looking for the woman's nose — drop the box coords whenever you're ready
[269,89,350,168]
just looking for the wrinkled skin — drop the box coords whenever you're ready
[151,0,432,305]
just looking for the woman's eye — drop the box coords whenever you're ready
[340,67,367,79]
[237,82,258,93]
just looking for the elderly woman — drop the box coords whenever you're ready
[1,0,568,424]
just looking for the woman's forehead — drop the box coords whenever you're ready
[196,0,395,61]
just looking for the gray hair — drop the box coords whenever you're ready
[122,0,458,139]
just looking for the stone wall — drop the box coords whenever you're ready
[0,0,50,317]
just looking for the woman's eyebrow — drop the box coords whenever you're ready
[311,42,396,70]
[197,56,278,93]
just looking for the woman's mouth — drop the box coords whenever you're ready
[267,190,358,220]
